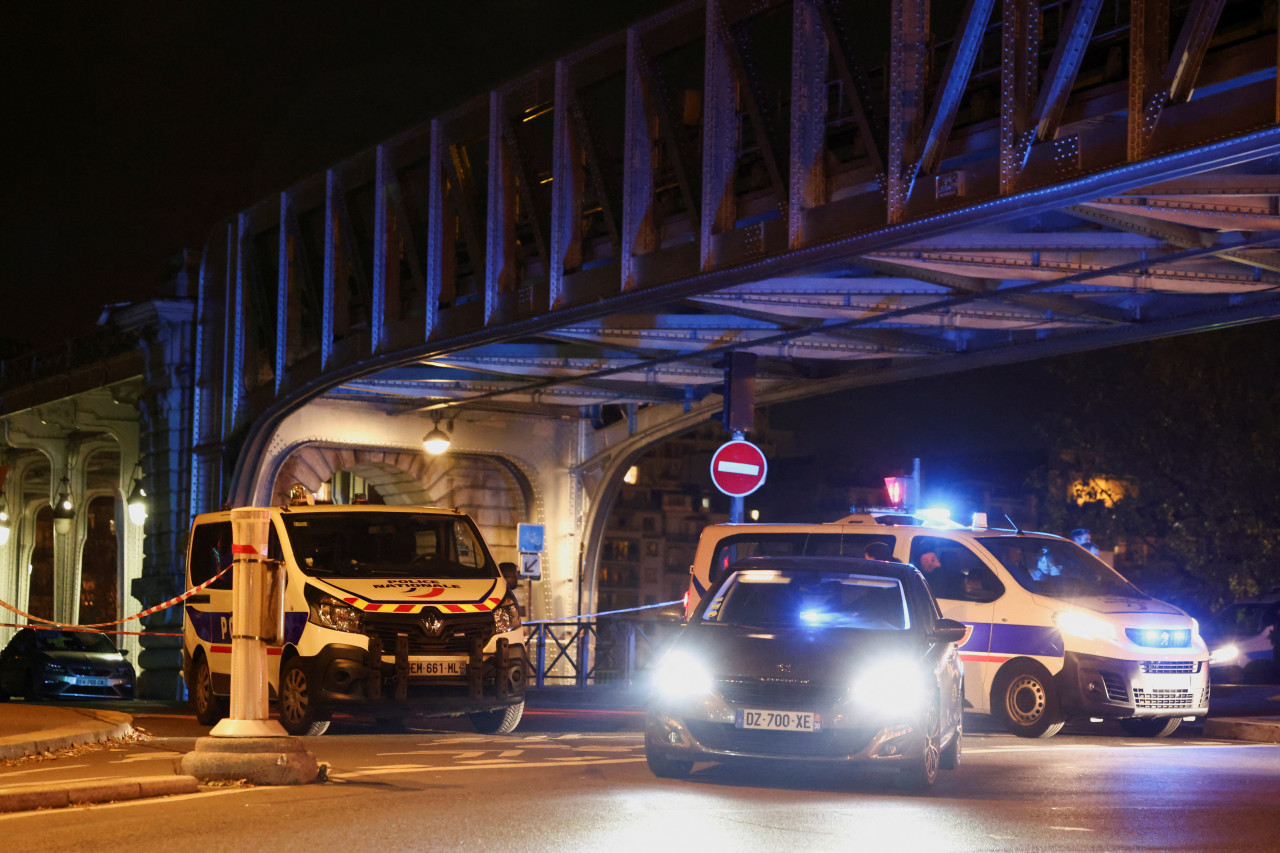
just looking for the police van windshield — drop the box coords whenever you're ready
[976,536,1145,600]
[282,512,495,579]
[702,570,910,631]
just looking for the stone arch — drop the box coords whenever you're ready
[269,444,531,565]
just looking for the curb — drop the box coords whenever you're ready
[0,775,200,814]
[0,710,135,761]
[1202,716,1280,744]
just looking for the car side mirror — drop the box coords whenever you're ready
[933,618,969,644]
[499,561,520,588]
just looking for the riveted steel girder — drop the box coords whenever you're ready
[184,0,1280,511]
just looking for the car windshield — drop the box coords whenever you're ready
[702,570,911,630]
[977,536,1144,600]
[1207,602,1278,640]
[282,512,495,579]
[33,630,119,654]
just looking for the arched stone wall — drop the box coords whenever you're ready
[270,445,528,566]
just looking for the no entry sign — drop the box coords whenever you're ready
[710,439,768,497]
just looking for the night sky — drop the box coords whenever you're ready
[2,1,670,348]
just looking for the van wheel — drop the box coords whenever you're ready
[192,657,227,726]
[646,750,693,779]
[278,658,331,736]
[1119,717,1182,738]
[470,701,524,734]
[994,660,1065,738]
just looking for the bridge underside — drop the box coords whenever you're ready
[189,0,1280,618]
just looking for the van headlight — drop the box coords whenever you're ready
[1054,609,1118,643]
[851,657,930,718]
[494,598,522,633]
[1209,644,1240,666]
[310,595,364,633]
[652,651,714,700]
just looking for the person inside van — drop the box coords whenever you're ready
[919,550,964,599]
[864,541,894,562]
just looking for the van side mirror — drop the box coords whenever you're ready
[499,561,520,588]
[933,618,969,644]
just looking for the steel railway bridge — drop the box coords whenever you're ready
[3,0,1280,693]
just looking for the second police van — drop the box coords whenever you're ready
[685,510,1210,737]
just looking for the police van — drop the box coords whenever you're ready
[183,503,528,735]
[685,511,1210,738]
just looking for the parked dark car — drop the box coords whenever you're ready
[646,556,967,791]
[0,628,135,700]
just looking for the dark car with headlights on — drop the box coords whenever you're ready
[646,556,967,790]
[0,628,136,701]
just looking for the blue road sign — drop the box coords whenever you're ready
[517,523,545,553]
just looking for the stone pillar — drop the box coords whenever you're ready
[111,297,196,699]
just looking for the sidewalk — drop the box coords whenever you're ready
[0,703,134,761]
[0,703,200,813]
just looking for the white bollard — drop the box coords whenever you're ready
[210,507,288,738]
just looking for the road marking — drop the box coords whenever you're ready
[340,756,645,779]
[963,740,1279,754]
[0,764,93,780]
[1050,827,1093,832]
[111,752,184,763]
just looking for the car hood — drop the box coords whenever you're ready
[675,625,924,681]
[1060,595,1185,617]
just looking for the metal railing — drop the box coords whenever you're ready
[0,329,141,392]
[526,618,684,688]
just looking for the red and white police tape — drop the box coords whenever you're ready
[0,563,233,638]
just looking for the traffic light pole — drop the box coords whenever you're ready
[730,430,744,523]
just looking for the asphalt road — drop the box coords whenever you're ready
[1,707,1278,852]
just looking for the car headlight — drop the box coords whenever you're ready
[652,651,714,700]
[494,598,522,633]
[1209,644,1240,666]
[1054,609,1118,643]
[310,595,364,633]
[851,657,930,717]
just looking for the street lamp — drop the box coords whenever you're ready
[126,465,148,526]
[422,412,451,455]
[52,476,74,535]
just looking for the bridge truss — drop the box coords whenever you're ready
[191,0,1280,509]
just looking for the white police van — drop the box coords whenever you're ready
[183,503,528,735]
[685,511,1210,738]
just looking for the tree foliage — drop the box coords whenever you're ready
[1031,322,1280,615]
